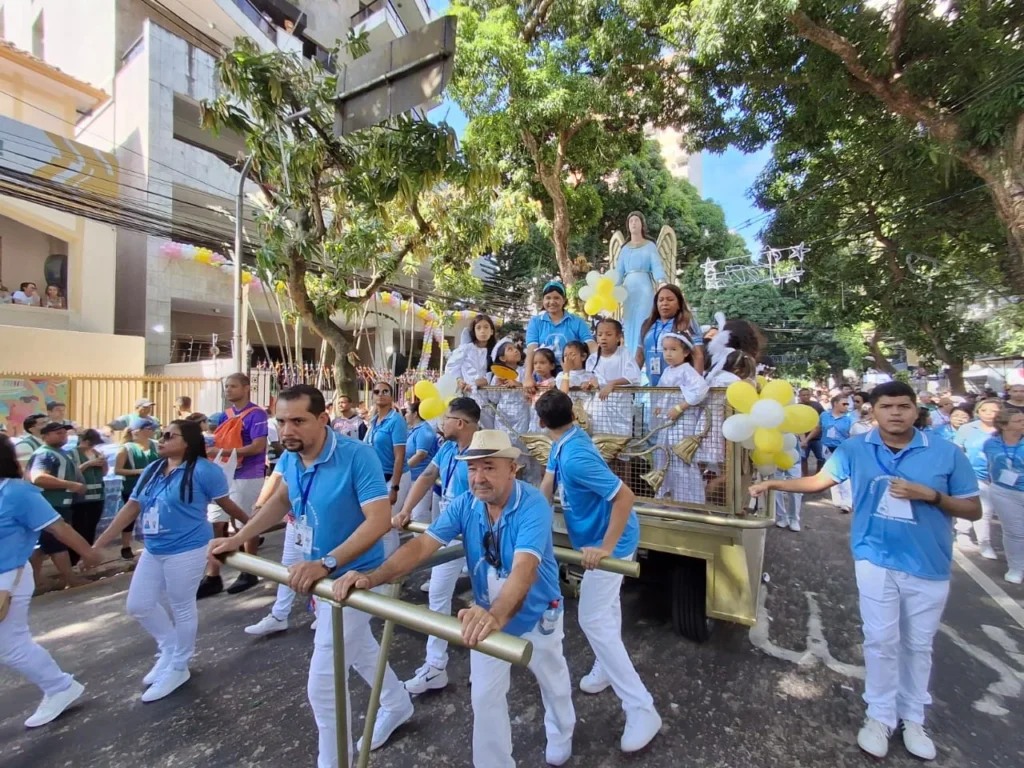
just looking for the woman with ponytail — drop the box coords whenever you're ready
[96,420,248,701]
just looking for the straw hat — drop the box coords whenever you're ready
[455,429,522,462]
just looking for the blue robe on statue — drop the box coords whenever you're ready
[610,240,666,356]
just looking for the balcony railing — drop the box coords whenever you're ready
[229,0,277,42]
[351,0,407,34]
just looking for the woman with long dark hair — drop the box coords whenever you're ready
[636,284,705,383]
[0,434,100,727]
[95,420,249,701]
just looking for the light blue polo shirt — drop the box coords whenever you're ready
[431,439,470,510]
[982,435,1024,492]
[404,422,438,480]
[546,426,638,558]
[365,408,407,479]
[131,458,230,555]
[953,421,996,481]
[820,411,854,450]
[526,311,593,364]
[426,480,561,636]
[824,429,979,580]
[0,479,60,572]
[277,428,389,573]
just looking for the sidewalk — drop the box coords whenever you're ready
[32,542,138,596]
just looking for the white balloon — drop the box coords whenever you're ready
[750,399,785,429]
[436,373,458,399]
[586,270,601,287]
[782,433,798,451]
[579,286,595,301]
[612,286,628,303]
[742,437,758,450]
[785,448,801,464]
[722,414,756,443]
[756,464,778,477]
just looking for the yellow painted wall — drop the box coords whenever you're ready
[0,324,145,375]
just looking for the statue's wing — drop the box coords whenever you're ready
[608,230,626,271]
[656,225,678,285]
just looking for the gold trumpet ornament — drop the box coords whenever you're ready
[671,414,712,465]
[618,444,669,494]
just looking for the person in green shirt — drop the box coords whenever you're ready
[28,422,87,589]
[15,414,47,471]
[107,398,161,433]
[113,417,159,560]
[69,429,108,567]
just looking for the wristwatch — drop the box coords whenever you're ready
[320,555,338,574]
[391,484,400,491]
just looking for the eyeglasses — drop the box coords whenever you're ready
[483,529,502,570]
[373,389,391,395]
[159,432,181,441]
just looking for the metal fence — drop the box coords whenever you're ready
[479,386,753,518]
[69,375,223,430]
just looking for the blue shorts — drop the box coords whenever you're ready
[803,439,825,463]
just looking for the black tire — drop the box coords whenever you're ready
[671,557,715,643]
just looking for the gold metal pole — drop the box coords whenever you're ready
[632,503,776,529]
[356,582,402,768]
[412,541,465,572]
[403,522,641,578]
[331,604,348,768]
[221,552,531,666]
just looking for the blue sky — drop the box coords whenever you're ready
[425,0,770,255]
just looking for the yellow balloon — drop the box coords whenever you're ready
[401,301,410,311]
[241,271,253,284]
[782,404,820,434]
[760,379,794,406]
[775,451,796,471]
[754,427,784,454]
[413,380,440,401]
[726,381,759,414]
[194,252,211,264]
[750,449,775,466]
[584,296,603,316]
[601,294,619,312]
[596,277,615,294]
[418,397,445,421]
[756,375,768,390]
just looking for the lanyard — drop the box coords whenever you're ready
[1002,440,1021,466]
[872,441,914,481]
[366,410,394,446]
[141,461,178,507]
[294,463,320,520]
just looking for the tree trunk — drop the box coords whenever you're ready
[867,330,897,374]
[538,166,575,286]
[946,360,966,394]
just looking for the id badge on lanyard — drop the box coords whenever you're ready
[486,565,507,604]
[999,469,1020,486]
[142,500,162,535]
[874,448,914,521]
[294,464,319,557]
[649,354,661,376]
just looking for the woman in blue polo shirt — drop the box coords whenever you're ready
[636,284,705,383]
[95,420,248,702]
[524,280,596,391]
[984,409,1024,583]
[953,397,1002,558]
[403,401,438,524]
[0,435,101,729]
[365,381,407,556]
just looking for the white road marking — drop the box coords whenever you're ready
[939,624,1023,717]
[952,549,1024,631]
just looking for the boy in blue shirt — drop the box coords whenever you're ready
[536,390,662,754]
[210,384,414,764]
[751,382,980,762]
[819,394,855,513]
[336,430,576,768]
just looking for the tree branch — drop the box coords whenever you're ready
[522,0,555,43]
[886,0,909,73]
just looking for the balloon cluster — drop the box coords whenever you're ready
[412,375,458,421]
[579,271,627,316]
[377,292,506,327]
[417,323,447,371]
[722,380,820,476]
[160,241,265,293]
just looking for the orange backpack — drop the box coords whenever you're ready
[213,405,260,460]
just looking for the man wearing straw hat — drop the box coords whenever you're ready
[335,429,576,767]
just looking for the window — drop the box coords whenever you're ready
[32,12,44,60]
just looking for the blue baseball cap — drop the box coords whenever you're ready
[542,280,566,297]
[128,416,158,432]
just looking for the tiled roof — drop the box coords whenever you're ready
[0,39,108,102]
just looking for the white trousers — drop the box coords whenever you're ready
[409,483,434,524]
[424,547,466,669]
[382,472,412,558]
[0,562,75,696]
[271,522,303,621]
[308,600,412,768]
[126,545,208,671]
[470,613,575,767]
[578,558,654,714]
[989,484,1024,570]
[855,560,949,728]
[955,480,994,545]
[774,465,803,524]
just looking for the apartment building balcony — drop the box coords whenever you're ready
[153,0,284,53]
[349,0,432,51]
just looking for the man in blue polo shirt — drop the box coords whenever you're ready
[365,380,406,556]
[750,381,981,762]
[820,394,855,513]
[524,280,596,389]
[210,384,414,765]
[536,390,661,753]
[336,430,576,768]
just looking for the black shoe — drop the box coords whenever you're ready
[226,572,258,594]
[120,547,134,560]
[196,575,224,599]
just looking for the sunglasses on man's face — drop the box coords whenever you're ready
[483,529,502,570]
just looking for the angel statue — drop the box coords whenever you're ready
[609,211,677,356]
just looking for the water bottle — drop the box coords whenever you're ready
[539,600,561,635]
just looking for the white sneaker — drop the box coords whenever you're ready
[901,721,936,760]
[24,680,85,727]
[579,662,610,694]
[775,516,789,529]
[1005,568,1024,584]
[141,668,191,703]
[857,717,892,758]
[620,707,661,752]
[980,544,998,560]
[788,519,802,532]
[545,740,572,766]
[420,580,431,593]
[404,663,448,694]
[245,614,289,636]
[142,654,173,686]
[357,697,414,751]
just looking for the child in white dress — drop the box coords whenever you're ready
[652,333,710,504]
[488,337,529,436]
[445,314,497,428]
[585,318,641,436]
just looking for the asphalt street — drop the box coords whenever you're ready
[2,495,1022,768]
